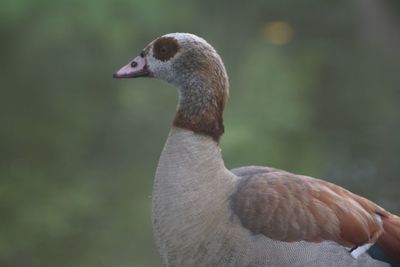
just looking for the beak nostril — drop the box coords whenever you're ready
[131,61,138,68]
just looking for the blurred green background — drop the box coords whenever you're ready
[1,0,400,266]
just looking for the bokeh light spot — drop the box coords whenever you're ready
[262,21,293,45]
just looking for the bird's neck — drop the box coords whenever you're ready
[152,127,232,230]
[154,127,228,187]
[173,67,229,144]
[152,127,237,263]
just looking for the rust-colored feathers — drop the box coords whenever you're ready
[231,166,400,259]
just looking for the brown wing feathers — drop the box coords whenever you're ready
[309,181,384,247]
[231,168,399,257]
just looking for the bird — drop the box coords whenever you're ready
[114,33,400,266]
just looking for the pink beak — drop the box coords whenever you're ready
[113,52,151,78]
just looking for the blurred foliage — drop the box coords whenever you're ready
[1,0,399,266]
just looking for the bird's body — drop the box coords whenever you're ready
[114,33,400,266]
[152,128,388,266]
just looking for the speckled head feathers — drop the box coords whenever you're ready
[143,33,226,85]
[114,33,230,143]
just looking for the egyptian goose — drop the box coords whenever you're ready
[114,33,400,266]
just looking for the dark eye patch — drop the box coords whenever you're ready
[153,37,179,62]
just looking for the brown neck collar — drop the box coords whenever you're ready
[173,72,229,144]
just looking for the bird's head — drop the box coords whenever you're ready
[114,33,229,142]
[113,33,228,89]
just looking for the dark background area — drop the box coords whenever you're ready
[1,0,399,266]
